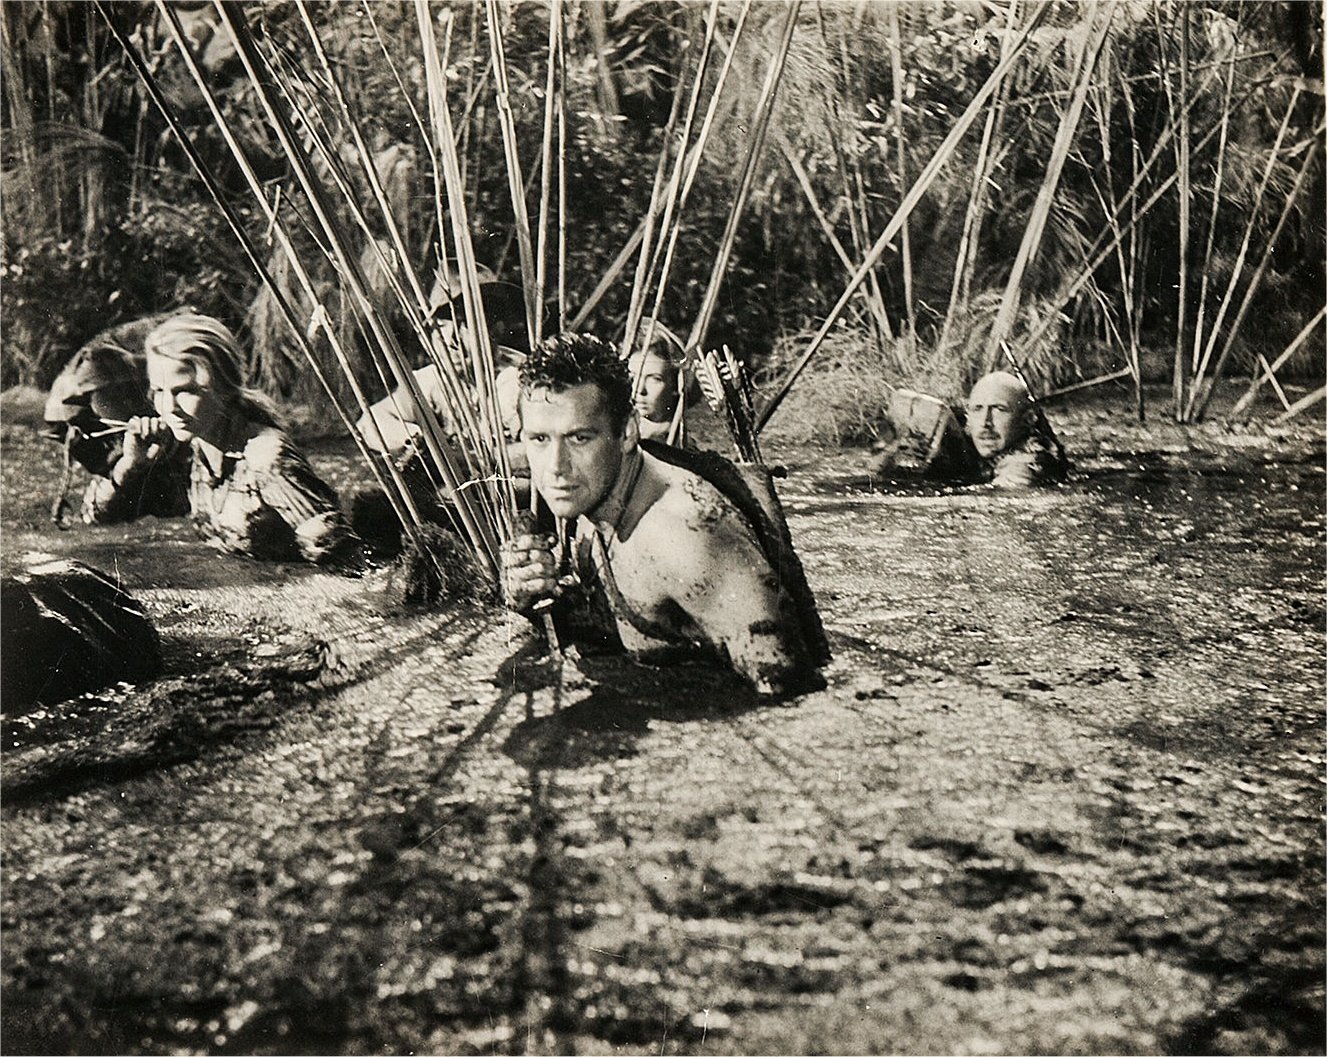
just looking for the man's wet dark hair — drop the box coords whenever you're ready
[519,332,633,434]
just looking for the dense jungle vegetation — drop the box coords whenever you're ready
[2,1,1322,438]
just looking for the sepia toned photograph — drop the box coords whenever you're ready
[1,1,1322,1053]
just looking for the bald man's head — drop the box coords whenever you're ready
[965,371,1034,458]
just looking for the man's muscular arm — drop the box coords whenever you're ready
[667,515,811,695]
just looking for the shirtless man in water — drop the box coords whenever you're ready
[503,333,822,695]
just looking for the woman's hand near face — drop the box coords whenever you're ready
[114,416,176,482]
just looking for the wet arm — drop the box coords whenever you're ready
[256,443,360,564]
[671,524,808,694]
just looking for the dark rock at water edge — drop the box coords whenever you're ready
[1,559,161,712]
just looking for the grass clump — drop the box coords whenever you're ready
[758,325,898,447]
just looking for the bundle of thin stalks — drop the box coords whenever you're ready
[659,2,797,449]
[624,0,753,362]
[811,3,894,357]
[1010,59,1294,384]
[982,1,1115,369]
[935,0,1021,364]
[257,2,511,563]
[102,0,520,585]
[1154,3,1192,419]
[1185,98,1320,420]
[97,0,433,572]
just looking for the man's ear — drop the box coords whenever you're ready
[621,412,640,453]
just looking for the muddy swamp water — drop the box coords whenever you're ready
[1,385,1323,1056]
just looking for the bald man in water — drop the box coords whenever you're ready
[503,333,825,695]
[872,370,1067,487]
[962,371,1067,487]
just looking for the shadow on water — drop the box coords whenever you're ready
[502,651,772,772]
[0,633,329,806]
[0,573,496,806]
[492,642,776,1052]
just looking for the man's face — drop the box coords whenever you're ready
[432,318,471,375]
[148,354,225,443]
[628,353,679,424]
[520,383,632,518]
[965,376,1032,459]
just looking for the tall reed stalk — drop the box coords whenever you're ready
[885,3,916,349]
[1191,34,1240,373]
[983,2,1115,367]
[485,0,540,349]
[758,2,1050,432]
[533,0,562,345]
[142,0,523,576]
[1171,6,1192,419]
[686,1,801,353]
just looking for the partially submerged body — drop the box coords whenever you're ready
[558,446,820,690]
[355,360,524,464]
[627,346,690,446]
[872,372,1068,488]
[83,315,359,566]
[356,275,530,488]
[505,334,826,695]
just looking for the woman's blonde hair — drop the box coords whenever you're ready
[145,313,281,428]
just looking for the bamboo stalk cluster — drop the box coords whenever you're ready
[70,0,1324,528]
[105,0,537,582]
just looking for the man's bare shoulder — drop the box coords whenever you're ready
[633,452,756,552]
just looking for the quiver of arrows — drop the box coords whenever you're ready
[695,345,762,465]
